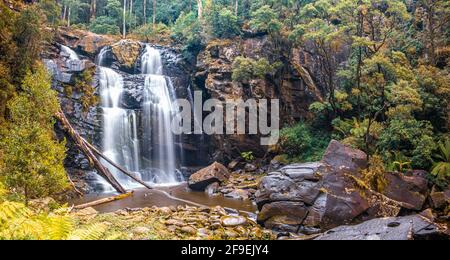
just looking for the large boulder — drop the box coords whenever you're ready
[256,140,398,233]
[322,140,368,172]
[188,162,231,191]
[315,215,449,240]
[382,171,429,210]
[111,40,142,72]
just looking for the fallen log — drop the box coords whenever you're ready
[83,139,155,191]
[73,192,134,210]
[55,110,127,194]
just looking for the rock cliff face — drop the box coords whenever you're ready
[55,28,118,58]
[194,36,324,161]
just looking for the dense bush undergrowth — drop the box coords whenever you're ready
[279,122,331,163]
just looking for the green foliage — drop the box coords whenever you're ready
[0,64,68,202]
[68,223,109,240]
[431,139,450,188]
[279,122,330,162]
[241,152,255,162]
[0,199,75,240]
[12,5,48,82]
[71,67,99,112]
[171,11,203,60]
[210,7,241,38]
[37,0,61,26]
[89,16,120,35]
[378,119,436,169]
[360,155,388,193]
[232,56,281,82]
[387,152,412,173]
[132,23,172,44]
[249,5,282,34]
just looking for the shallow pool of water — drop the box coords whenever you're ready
[70,183,257,214]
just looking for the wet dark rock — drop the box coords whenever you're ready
[429,187,450,209]
[244,163,257,172]
[205,182,220,195]
[315,215,449,240]
[257,201,308,224]
[228,159,241,170]
[382,171,429,210]
[224,189,250,200]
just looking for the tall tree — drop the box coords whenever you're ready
[143,0,146,24]
[153,0,156,26]
[90,0,96,20]
[123,0,127,37]
[197,0,202,19]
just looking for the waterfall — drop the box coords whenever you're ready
[99,67,141,189]
[61,45,79,60]
[95,44,182,191]
[60,45,84,71]
[141,45,163,75]
[97,47,108,66]
[141,45,181,184]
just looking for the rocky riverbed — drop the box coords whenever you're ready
[72,205,274,240]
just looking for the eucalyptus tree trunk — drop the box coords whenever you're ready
[67,7,71,27]
[90,0,96,20]
[197,0,202,19]
[153,0,156,27]
[143,0,147,24]
[62,5,67,21]
[123,0,127,38]
[235,0,238,16]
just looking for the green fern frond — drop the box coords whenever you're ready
[0,201,32,223]
[68,223,109,240]
[45,215,75,240]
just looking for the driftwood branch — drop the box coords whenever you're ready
[55,109,127,194]
[74,192,134,210]
[83,139,155,191]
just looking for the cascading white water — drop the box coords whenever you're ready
[99,67,142,189]
[97,47,108,67]
[141,45,163,75]
[60,45,85,71]
[61,45,79,60]
[95,44,181,191]
[141,45,181,184]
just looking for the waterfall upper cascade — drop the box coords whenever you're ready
[96,45,182,190]
[60,45,84,71]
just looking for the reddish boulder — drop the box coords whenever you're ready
[382,171,429,210]
[188,162,230,191]
[322,140,368,172]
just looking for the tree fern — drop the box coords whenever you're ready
[432,139,450,182]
